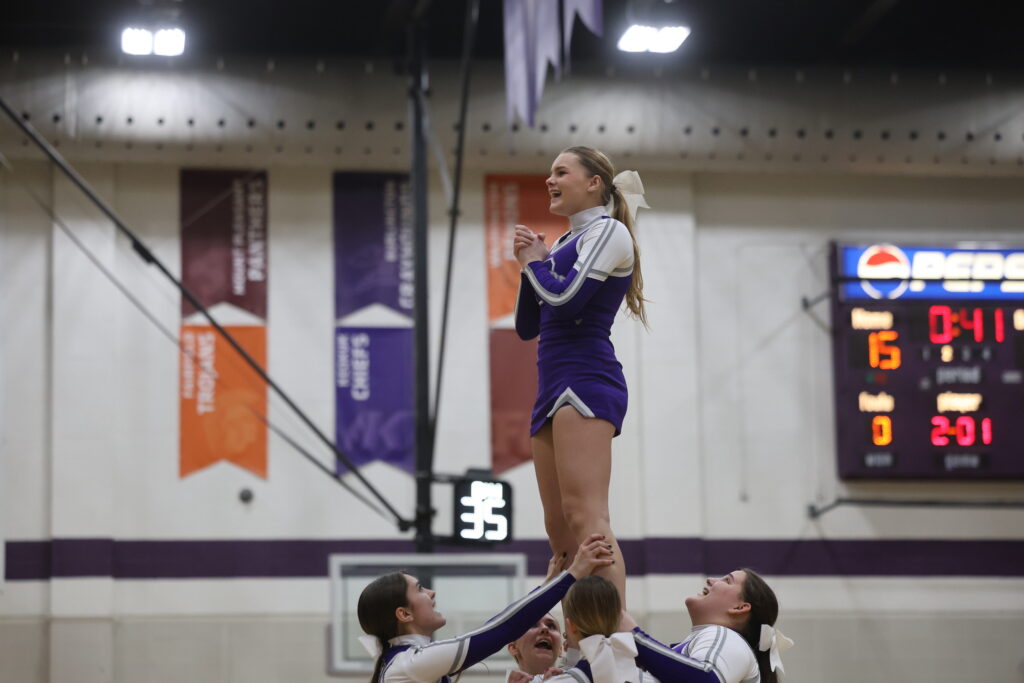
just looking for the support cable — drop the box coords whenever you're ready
[808,497,1024,519]
[800,289,832,334]
[0,153,394,524]
[0,97,410,530]
[430,0,480,449]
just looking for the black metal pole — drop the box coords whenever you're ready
[408,13,435,553]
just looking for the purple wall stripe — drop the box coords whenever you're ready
[53,538,114,577]
[5,537,1023,581]
[4,540,50,581]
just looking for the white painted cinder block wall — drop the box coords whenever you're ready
[2,96,1024,683]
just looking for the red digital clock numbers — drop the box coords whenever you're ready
[928,305,1006,344]
[929,415,993,447]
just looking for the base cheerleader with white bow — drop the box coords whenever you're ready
[358,573,578,683]
[537,631,657,683]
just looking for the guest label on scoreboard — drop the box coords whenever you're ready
[831,242,1024,479]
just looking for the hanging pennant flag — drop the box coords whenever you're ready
[333,172,415,474]
[503,0,558,128]
[503,0,602,128]
[563,0,604,47]
[179,169,269,478]
[485,175,567,474]
[533,0,562,105]
[503,0,534,129]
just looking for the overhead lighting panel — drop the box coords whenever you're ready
[617,24,690,53]
[153,28,186,56]
[121,27,155,56]
[120,0,186,57]
[617,0,691,53]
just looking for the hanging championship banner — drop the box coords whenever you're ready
[179,169,268,478]
[485,175,567,474]
[333,173,415,473]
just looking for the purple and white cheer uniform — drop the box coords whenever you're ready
[632,625,760,683]
[375,572,577,683]
[515,205,634,436]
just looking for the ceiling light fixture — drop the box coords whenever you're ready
[120,0,186,57]
[121,27,155,56]
[617,0,691,54]
[153,28,186,56]
[121,27,186,56]
[618,25,690,53]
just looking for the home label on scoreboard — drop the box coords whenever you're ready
[830,242,1024,479]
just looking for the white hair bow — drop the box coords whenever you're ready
[758,624,794,676]
[611,170,650,223]
[358,634,383,659]
[579,633,638,683]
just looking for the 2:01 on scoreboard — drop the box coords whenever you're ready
[830,242,1024,479]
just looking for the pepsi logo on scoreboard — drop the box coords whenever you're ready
[839,243,1024,300]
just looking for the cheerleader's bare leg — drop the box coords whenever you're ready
[531,422,579,562]
[550,405,625,603]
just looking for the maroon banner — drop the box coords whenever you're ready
[181,170,267,318]
[489,331,538,474]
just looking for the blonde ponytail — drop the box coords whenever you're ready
[609,184,648,327]
[561,146,648,326]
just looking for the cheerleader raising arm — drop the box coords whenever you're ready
[631,628,720,682]
[627,569,792,683]
[357,534,613,683]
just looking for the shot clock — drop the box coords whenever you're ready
[831,242,1024,479]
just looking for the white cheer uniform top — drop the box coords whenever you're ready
[633,625,759,683]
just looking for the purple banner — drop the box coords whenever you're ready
[333,172,415,473]
[333,172,413,318]
[334,328,414,472]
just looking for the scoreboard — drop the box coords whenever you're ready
[830,242,1024,479]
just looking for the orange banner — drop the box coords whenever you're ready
[485,175,566,323]
[179,325,267,478]
[485,175,567,474]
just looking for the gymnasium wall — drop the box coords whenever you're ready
[1,53,1023,682]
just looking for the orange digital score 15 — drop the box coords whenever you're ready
[867,330,901,370]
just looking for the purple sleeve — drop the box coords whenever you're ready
[632,628,720,683]
[524,261,604,320]
[456,571,576,672]
[514,273,540,340]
